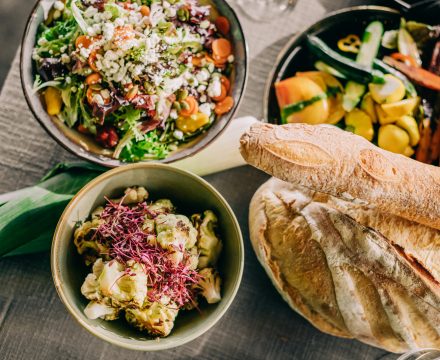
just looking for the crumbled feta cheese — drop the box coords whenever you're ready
[199,94,207,103]
[84,6,98,18]
[53,10,61,19]
[199,103,211,116]
[114,17,125,27]
[61,54,71,64]
[170,110,178,119]
[87,26,97,36]
[37,38,48,46]
[200,20,210,29]
[207,77,221,98]
[173,130,184,139]
[196,68,210,82]
[102,23,115,41]
[54,1,64,11]
[80,47,91,59]
[227,55,235,63]
[197,85,207,93]
[92,94,105,105]
[65,76,72,84]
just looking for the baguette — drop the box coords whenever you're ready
[240,122,440,230]
[250,178,440,353]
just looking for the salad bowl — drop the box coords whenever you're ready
[21,0,247,167]
[51,163,244,350]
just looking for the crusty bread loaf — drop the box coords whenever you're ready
[240,122,440,230]
[250,178,440,353]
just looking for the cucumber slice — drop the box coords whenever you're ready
[357,21,384,67]
[343,81,366,112]
[314,61,347,79]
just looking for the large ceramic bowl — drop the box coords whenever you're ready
[21,0,247,167]
[51,163,244,350]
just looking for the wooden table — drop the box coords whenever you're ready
[0,0,398,358]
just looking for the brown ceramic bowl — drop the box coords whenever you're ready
[21,0,247,167]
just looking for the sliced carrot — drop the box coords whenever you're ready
[180,96,198,116]
[85,73,102,85]
[416,118,432,163]
[88,50,99,72]
[212,38,232,58]
[390,52,418,67]
[75,35,92,49]
[215,16,230,35]
[220,75,230,92]
[384,56,440,91]
[213,53,228,64]
[139,5,150,17]
[214,96,234,115]
[212,84,227,102]
[429,123,440,163]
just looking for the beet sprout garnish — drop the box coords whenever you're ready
[94,198,200,307]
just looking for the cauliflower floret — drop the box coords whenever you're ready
[149,199,175,215]
[81,258,105,301]
[155,214,198,254]
[112,186,149,205]
[125,302,179,337]
[74,218,109,266]
[84,300,120,321]
[195,268,221,304]
[98,260,148,307]
[186,246,199,270]
[193,211,222,269]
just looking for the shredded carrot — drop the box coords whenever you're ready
[212,38,232,58]
[85,73,102,85]
[390,52,418,67]
[212,84,227,102]
[215,16,230,35]
[214,96,234,115]
[180,96,198,116]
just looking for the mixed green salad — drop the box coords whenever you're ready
[33,0,235,162]
[75,186,223,337]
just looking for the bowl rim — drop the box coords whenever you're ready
[51,162,244,351]
[262,5,401,123]
[20,0,249,168]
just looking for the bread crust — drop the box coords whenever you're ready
[250,178,440,353]
[240,123,440,230]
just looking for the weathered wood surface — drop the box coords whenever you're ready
[0,0,394,358]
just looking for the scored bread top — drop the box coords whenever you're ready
[249,178,440,353]
[240,122,440,230]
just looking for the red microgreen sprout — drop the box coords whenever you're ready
[93,196,200,308]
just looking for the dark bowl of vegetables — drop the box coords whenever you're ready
[265,5,440,164]
[21,0,247,167]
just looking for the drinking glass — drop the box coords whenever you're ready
[232,0,297,22]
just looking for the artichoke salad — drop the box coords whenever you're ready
[74,186,223,337]
[33,0,235,162]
